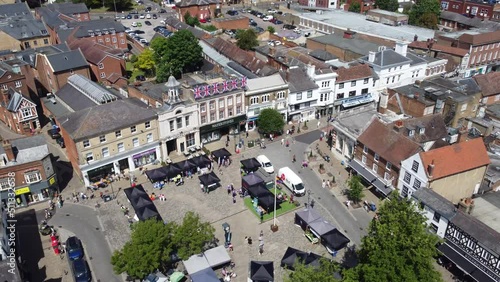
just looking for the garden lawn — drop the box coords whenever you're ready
[243,188,299,221]
[126,61,144,83]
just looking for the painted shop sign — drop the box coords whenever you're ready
[193,77,247,99]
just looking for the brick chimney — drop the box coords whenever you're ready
[427,159,435,178]
[343,29,355,39]
[393,120,404,132]
[2,140,15,161]
[457,125,468,143]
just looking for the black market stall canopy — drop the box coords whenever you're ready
[280,247,323,270]
[309,219,336,237]
[145,168,168,183]
[178,159,197,171]
[124,185,163,222]
[163,163,182,179]
[192,155,211,168]
[294,208,322,229]
[199,172,221,187]
[248,184,272,198]
[322,229,350,251]
[257,194,282,213]
[241,158,262,172]
[250,261,274,282]
[212,148,232,159]
[242,174,264,190]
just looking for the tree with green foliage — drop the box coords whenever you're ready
[348,1,361,13]
[346,176,364,204]
[343,193,443,282]
[111,212,216,279]
[104,0,133,11]
[111,219,174,279]
[150,30,203,82]
[236,29,258,51]
[409,0,440,29]
[374,0,399,12]
[285,258,341,282]
[184,11,200,27]
[134,48,155,76]
[267,26,276,34]
[258,108,285,135]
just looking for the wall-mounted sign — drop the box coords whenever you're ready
[193,77,247,100]
[49,176,56,185]
[15,187,30,195]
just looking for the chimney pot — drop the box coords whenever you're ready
[2,140,14,161]
[368,51,376,63]
[427,160,435,178]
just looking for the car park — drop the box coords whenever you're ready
[70,258,91,282]
[66,237,84,261]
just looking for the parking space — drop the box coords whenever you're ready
[118,12,174,44]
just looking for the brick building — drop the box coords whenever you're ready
[176,0,219,21]
[211,16,249,30]
[44,3,90,21]
[473,72,500,105]
[440,0,500,20]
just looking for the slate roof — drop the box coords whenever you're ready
[420,138,490,180]
[307,33,380,56]
[287,68,318,93]
[45,49,88,73]
[0,135,48,167]
[412,188,457,220]
[65,18,125,38]
[0,3,49,41]
[336,64,372,83]
[406,52,428,66]
[391,84,435,106]
[308,49,337,61]
[176,0,217,7]
[59,98,157,141]
[68,39,122,65]
[15,44,69,67]
[359,49,412,67]
[164,16,206,39]
[357,118,421,168]
[6,89,25,112]
[273,46,335,74]
[55,83,102,112]
[473,72,500,97]
[408,41,468,57]
[393,114,448,144]
[46,3,89,15]
[440,11,484,28]
[450,210,500,255]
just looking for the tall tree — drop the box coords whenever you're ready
[346,176,364,204]
[73,0,103,9]
[267,26,276,34]
[374,0,399,12]
[236,29,258,51]
[285,258,341,282]
[409,0,440,29]
[134,48,155,76]
[348,1,361,13]
[150,30,203,82]
[184,11,200,27]
[258,108,285,135]
[104,0,133,11]
[343,193,443,282]
[170,211,216,260]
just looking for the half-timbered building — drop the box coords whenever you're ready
[0,88,39,135]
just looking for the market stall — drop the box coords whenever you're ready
[249,261,274,282]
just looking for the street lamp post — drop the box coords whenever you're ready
[273,174,277,226]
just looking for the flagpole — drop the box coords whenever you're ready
[273,173,277,226]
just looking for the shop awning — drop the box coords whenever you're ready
[438,243,498,282]
[372,178,393,196]
[348,159,376,183]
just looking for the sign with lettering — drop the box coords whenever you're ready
[193,77,247,100]
[15,187,30,195]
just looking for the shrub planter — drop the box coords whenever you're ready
[319,164,326,174]
[271,224,279,232]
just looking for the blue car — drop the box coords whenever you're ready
[66,236,84,261]
[71,258,91,282]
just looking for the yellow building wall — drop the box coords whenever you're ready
[0,31,21,51]
[429,166,487,204]
[20,36,51,50]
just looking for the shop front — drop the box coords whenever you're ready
[81,143,160,186]
[1,174,59,208]
[200,115,247,144]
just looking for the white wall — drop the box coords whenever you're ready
[333,76,374,100]
[158,103,199,140]
[312,72,337,108]
[420,204,449,238]
[399,153,429,197]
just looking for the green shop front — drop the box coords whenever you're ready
[1,174,59,208]
[200,115,247,145]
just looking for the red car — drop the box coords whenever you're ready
[270,18,277,23]
[199,18,207,23]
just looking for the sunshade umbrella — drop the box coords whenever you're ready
[169,271,184,282]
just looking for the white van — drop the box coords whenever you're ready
[256,155,274,174]
[263,15,274,21]
[278,167,305,196]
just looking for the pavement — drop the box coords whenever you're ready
[0,121,25,140]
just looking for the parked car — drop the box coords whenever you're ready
[140,38,148,44]
[152,14,157,19]
[136,75,146,81]
[274,20,283,25]
[159,8,167,13]
[139,14,145,19]
[70,258,91,282]
[120,14,126,19]
[133,14,139,19]
[144,20,152,26]
[226,10,238,16]
[137,22,142,27]
[145,6,152,12]
[131,22,138,27]
[283,24,296,30]
[146,13,151,19]
[133,30,145,34]
[126,14,132,19]
[56,138,65,148]
[47,129,61,139]
[66,237,84,261]
[199,18,207,23]
[154,26,165,32]
[224,30,235,37]
[267,9,277,13]
[254,26,264,33]
[250,21,257,26]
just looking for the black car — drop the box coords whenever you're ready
[126,14,132,19]
[134,30,145,34]
[133,14,139,19]
[159,9,167,13]
[56,138,65,148]
[47,128,61,139]
[145,6,152,12]
[70,258,91,282]
[152,14,157,19]
[153,26,165,32]
[144,20,152,26]
[66,237,84,261]
[283,24,297,30]
[136,75,146,81]
[226,10,238,16]
[274,20,283,25]
[250,21,257,26]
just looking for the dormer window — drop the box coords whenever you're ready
[409,130,415,137]
[419,127,425,134]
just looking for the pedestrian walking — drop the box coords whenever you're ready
[317,121,321,128]
[326,180,331,188]
[258,241,264,255]
[292,154,296,163]
[227,185,232,195]
[232,195,236,204]
[246,131,249,138]
[322,180,327,189]
[281,138,284,146]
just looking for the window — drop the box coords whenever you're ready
[86,152,94,162]
[461,104,467,112]
[44,39,49,44]
[219,110,224,119]
[15,81,22,88]
[100,72,106,78]
[131,125,136,133]
[24,170,41,183]
[186,133,195,147]
[209,101,215,110]
[98,63,104,69]
[321,81,330,88]
[262,94,270,103]
[412,160,419,172]
[372,163,378,172]
[117,142,124,152]
[102,147,109,157]
[430,223,438,234]
[227,98,233,106]
[433,212,441,222]
[297,93,302,100]
[361,88,368,94]
[169,120,174,132]
[105,38,110,42]
[228,108,233,117]
[384,172,391,181]
[250,97,259,105]
[404,172,411,184]
[201,115,207,124]
[362,155,367,164]
[351,81,356,87]
[307,91,312,98]
[99,135,106,143]
[236,106,241,114]
[185,116,190,127]
[83,140,90,148]
[386,162,392,170]
[402,185,409,197]
[374,153,379,162]
[200,103,206,112]
[132,138,139,147]
[236,95,241,103]
[363,145,368,154]
[349,91,356,97]
[21,108,32,119]
[176,117,182,129]
[392,77,395,83]
[120,39,125,44]
[441,1,449,9]
[1,84,6,90]
[112,37,117,43]
[363,78,369,84]
[0,178,11,190]
[219,99,224,108]
[276,91,286,99]
[210,112,215,121]
[146,133,153,143]
[145,121,151,128]
[337,93,344,99]
[409,130,415,137]
[339,83,344,89]
[413,179,421,190]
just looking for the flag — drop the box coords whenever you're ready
[222,80,229,92]
[240,76,247,87]
[212,83,219,94]
[231,79,238,89]
[194,87,201,99]
[204,85,210,96]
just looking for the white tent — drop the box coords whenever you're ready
[183,254,211,275]
[204,245,231,268]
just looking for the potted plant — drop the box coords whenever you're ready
[271,224,279,232]
[319,163,326,174]
[303,120,308,130]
